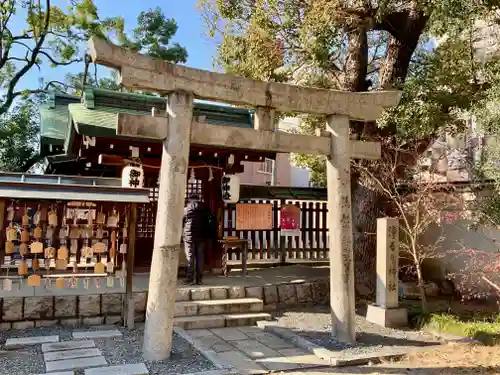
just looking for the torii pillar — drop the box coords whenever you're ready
[143,92,194,360]
[326,115,356,342]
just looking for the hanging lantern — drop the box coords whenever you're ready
[121,165,144,188]
[221,174,240,204]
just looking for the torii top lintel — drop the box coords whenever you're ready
[88,38,402,122]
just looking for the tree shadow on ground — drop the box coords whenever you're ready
[286,365,500,374]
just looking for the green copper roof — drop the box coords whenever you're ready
[40,87,254,156]
[39,92,80,152]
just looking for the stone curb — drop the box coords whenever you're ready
[257,321,443,367]
[173,326,236,372]
[181,370,236,375]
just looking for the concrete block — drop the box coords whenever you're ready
[34,372,74,375]
[79,295,101,316]
[311,280,329,304]
[365,304,408,328]
[210,287,228,300]
[72,329,122,339]
[5,335,59,348]
[35,319,58,328]
[102,294,122,315]
[175,302,198,317]
[84,363,148,375]
[82,316,105,326]
[226,313,271,327]
[245,286,263,300]
[45,356,107,372]
[54,296,77,317]
[24,297,54,319]
[44,347,102,362]
[174,315,225,330]
[263,285,278,306]
[228,286,245,299]
[2,297,23,321]
[12,320,35,330]
[176,288,191,302]
[42,340,96,352]
[60,318,80,327]
[191,288,210,301]
[277,284,297,305]
[133,292,147,313]
[0,322,12,330]
[105,315,122,325]
[296,283,313,304]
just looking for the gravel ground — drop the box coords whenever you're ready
[0,325,216,375]
[94,326,216,375]
[273,305,441,358]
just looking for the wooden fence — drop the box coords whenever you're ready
[223,199,329,265]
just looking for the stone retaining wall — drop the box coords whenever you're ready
[0,279,330,330]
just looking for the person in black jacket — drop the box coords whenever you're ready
[183,194,211,285]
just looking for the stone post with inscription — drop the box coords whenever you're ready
[366,217,408,328]
[326,115,356,343]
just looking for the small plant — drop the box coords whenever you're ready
[424,313,500,345]
[357,142,456,314]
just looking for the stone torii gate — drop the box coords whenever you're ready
[88,37,402,361]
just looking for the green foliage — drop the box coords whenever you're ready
[62,7,188,96]
[0,0,125,115]
[0,100,39,172]
[117,7,187,64]
[424,313,500,345]
[199,0,500,182]
[1,1,188,171]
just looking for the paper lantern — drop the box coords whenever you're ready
[221,174,240,204]
[122,165,144,188]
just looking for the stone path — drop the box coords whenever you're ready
[2,330,151,375]
[5,335,59,348]
[42,338,107,372]
[180,326,330,374]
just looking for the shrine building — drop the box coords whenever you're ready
[38,87,278,272]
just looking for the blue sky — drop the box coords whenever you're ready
[14,0,218,93]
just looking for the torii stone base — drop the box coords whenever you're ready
[366,304,408,328]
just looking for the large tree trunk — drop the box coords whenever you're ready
[345,6,429,298]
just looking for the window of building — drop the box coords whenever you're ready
[258,158,274,174]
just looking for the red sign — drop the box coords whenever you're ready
[280,205,300,234]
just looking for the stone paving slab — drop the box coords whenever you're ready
[210,327,249,341]
[255,356,300,372]
[84,363,149,375]
[42,340,96,352]
[197,335,235,353]
[33,372,75,375]
[5,335,59,348]
[232,339,282,359]
[72,330,122,339]
[189,329,219,338]
[216,350,267,375]
[44,347,102,362]
[245,331,294,349]
[46,356,107,372]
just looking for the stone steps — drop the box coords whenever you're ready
[175,297,263,317]
[174,312,272,330]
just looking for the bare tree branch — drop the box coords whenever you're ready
[0,0,51,116]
